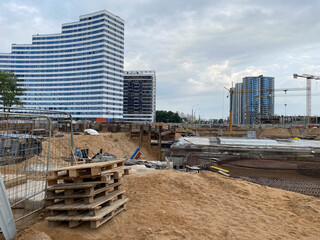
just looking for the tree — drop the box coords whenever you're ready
[156,110,182,123]
[0,71,25,110]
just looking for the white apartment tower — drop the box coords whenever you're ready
[0,10,124,120]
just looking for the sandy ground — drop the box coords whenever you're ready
[49,132,158,161]
[14,170,320,240]
[258,128,300,138]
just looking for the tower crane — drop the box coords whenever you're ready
[293,74,320,117]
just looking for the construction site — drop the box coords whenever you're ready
[0,107,320,240]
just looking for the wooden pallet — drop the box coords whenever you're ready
[46,198,129,228]
[100,166,131,178]
[47,181,108,198]
[47,160,125,180]
[47,166,131,186]
[48,174,114,186]
[47,189,125,217]
[45,182,122,205]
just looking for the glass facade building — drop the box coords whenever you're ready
[0,10,124,120]
[123,71,156,122]
[232,75,274,125]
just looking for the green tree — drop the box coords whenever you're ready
[0,71,25,110]
[156,110,182,123]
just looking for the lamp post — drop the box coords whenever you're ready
[194,106,201,124]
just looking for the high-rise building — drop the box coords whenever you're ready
[231,75,274,125]
[242,75,274,124]
[0,10,124,120]
[123,70,156,122]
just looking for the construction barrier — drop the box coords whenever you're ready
[0,108,73,225]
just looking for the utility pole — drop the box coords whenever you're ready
[224,83,233,137]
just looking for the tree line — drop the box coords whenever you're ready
[156,110,183,123]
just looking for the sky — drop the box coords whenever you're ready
[1,0,320,119]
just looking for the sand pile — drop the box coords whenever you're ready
[48,132,158,161]
[152,122,169,129]
[302,127,320,136]
[16,170,320,240]
[258,128,293,138]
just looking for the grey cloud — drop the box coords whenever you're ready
[1,0,320,118]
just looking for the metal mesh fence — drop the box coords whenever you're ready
[0,108,73,222]
[1,107,74,168]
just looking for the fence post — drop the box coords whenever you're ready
[139,125,143,148]
[158,126,162,161]
[148,125,152,150]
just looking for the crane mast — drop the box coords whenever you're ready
[293,73,320,118]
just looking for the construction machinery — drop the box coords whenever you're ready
[293,73,320,118]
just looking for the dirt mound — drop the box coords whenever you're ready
[302,128,320,136]
[175,133,182,139]
[152,122,169,129]
[17,170,320,240]
[49,132,158,161]
[259,128,292,138]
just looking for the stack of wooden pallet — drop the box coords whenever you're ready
[45,160,130,228]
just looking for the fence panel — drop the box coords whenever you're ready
[0,112,51,221]
[1,107,74,168]
[0,108,74,223]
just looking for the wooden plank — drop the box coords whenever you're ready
[47,182,102,191]
[90,204,126,228]
[45,182,122,200]
[100,166,131,176]
[47,160,125,180]
[48,160,124,173]
[46,190,125,211]
[49,166,130,184]
[46,198,128,222]
[47,192,125,217]
[47,174,116,186]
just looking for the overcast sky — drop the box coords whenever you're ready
[1,0,320,119]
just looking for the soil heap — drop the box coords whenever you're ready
[51,132,158,161]
[15,170,320,240]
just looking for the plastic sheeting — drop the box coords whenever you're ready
[172,137,320,149]
[84,129,99,135]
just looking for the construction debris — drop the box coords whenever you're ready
[92,149,116,162]
[45,160,130,228]
[0,133,43,165]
